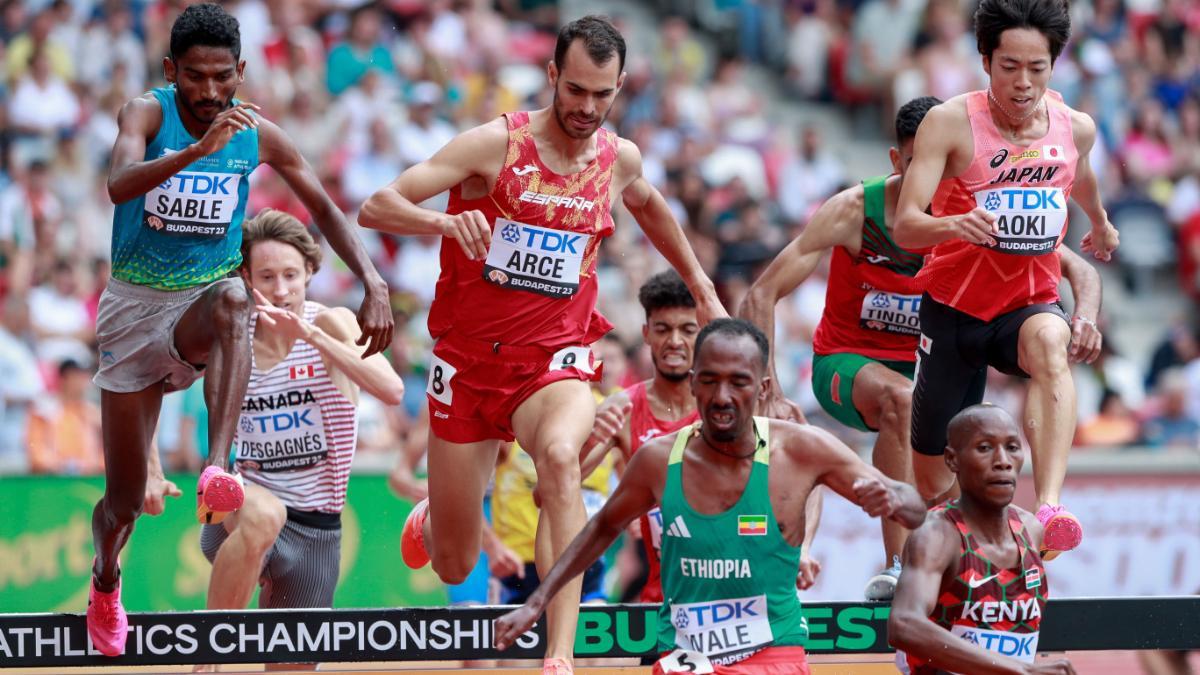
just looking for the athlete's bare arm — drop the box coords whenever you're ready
[309,306,405,404]
[1068,111,1120,262]
[359,118,508,260]
[579,389,633,478]
[616,139,726,323]
[258,121,392,357]
[894,99,999,249]
[776,421,926,530]
[1057,248,1102,364]
[106,95,260,204]
[494,437,670,649]
[739,185,864,420]
[889,515,1073,675]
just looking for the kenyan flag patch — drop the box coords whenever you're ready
[738,515,767,536]
[1025,567,1042,589]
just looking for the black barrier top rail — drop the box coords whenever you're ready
[1,598,1197,668]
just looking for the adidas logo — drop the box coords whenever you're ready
[665,515,691,538]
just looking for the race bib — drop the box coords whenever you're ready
[426,352,457,405]
[859,291,921,335]
[236,389,327,472]
[549,346,595,374]
[670,595,773,665]
[144,163,242,239]
[975,187,1066,256]
[659,649,714,673]
[483,219,590,297]
[950,626,1039,663]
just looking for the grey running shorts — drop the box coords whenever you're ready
[200,509,342,609]
[93,277,227,393]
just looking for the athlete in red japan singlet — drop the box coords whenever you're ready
[893,0,1118,561]
[359,18,723,674]
[889,405,1068,675]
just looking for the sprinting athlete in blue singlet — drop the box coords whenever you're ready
[87,3,393,657]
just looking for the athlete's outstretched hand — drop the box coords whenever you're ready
[853,477,901,519]
[252,289,314,341]
[355,284,394,358]
[584,399,631,456]
[439,209,492,261]
[695,295,729,326]
[193,102,260,157]
[1068,316,1102,364]
[1080,222,1119,262]
[494,602,542,651]
[144,474,181,516]
[953,208,998,247]
[1026,658,1076,674]
[486,542,525,581]
[761,389,806,424]
[795,555,822,590]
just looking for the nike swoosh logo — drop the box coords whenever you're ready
[512,164,539,176]
[968,574,999,589]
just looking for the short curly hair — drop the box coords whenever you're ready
[170,3,241,62]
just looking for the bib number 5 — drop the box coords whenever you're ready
[659,649,714,674]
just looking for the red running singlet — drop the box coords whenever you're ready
[626,380,699,603]
[922,90,1078,321]
[427,111,618,348]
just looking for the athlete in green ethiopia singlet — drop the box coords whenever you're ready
[657,417,808,667]
[111,86,259,290]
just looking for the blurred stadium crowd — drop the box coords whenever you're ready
[0,0,1197,477]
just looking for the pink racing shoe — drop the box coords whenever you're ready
[400,498,430,569]
[87,574,127,657]
[196,466,244,525]
[1037,503,1083,561]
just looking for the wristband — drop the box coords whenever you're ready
[1072,316,1096,328]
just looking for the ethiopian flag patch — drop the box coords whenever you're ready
[738,515,768,536]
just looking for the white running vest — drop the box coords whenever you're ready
[235,301,358,512]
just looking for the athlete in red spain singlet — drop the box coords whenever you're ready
[889,405,1074,675]
[359,17,724,675]
[894,0,1120,560]
[577,271,702,604]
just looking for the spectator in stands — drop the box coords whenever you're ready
[326,3,397,96]
[27,359,103,475]
[0,295,42,471]
[7,48,80,138]
[395,82,457,170]
[29,258,93,367]
[1076,389,1141,448]
[5,7,72,81]
[777,126,845,225]
[1142,369,1200,450]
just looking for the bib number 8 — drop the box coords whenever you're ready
[426,352,457,405]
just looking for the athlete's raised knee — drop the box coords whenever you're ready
[236,494,287,553]
[431,551,477,585]
[210,279,252,327]
[104,490,146,526]
[877,383,912,431]
[533,441,583,506]
[1022,319,1071,375]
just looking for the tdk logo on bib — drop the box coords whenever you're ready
[860,291,921,335]
[145,169,242,239]
[951,626,1039,663]
[483,219,590,298]
[983,189,1062,211]
[670,595,773,665]
[975,187,1067,256]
